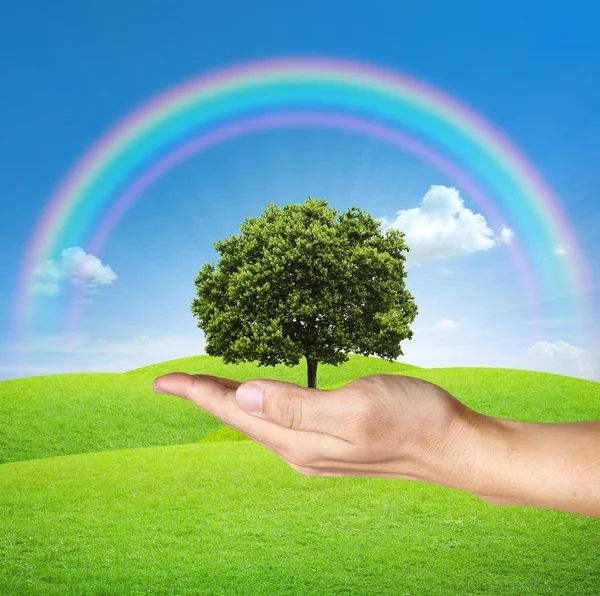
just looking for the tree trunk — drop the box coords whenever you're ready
[306,356,318,388]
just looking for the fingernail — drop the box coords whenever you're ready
[236,382,264,413]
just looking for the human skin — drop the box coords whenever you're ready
[152,373,600,518]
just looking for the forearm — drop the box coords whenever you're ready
[460,414,600,517]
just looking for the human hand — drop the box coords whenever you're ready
[152,373,483,491]
[153,372,600,517]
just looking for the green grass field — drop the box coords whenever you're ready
[1,355,599,594]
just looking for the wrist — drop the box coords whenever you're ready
[450,414,600,516]
[413,403,537,503]
[457,415,527,505]
[408,400,494,495]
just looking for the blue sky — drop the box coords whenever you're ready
[1,0,599,381]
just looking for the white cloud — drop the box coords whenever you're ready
[500,227,515,244]
[33,247,117,295]
[552,244,572,256]
[440,266,455,275]
[378,186,514,266]
[527,340,598,381]
[431,318,457,331]
[1,332,207,380]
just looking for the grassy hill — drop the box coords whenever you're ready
[0,354,598,465]
[1,355,599,594]
[1,441,599,595]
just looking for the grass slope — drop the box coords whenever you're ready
[1,355,599,465]
[1,441,599,595]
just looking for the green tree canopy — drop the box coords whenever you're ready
[192,197,418,388]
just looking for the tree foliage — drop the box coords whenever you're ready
[192,197,418,388]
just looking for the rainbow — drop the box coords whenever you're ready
[12,56,593,343]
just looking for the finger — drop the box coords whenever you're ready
[192,374,242,390]
[153,373,240,395]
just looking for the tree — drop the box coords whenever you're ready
[191,197,418,388]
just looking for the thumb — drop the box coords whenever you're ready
[235,379,333,432]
